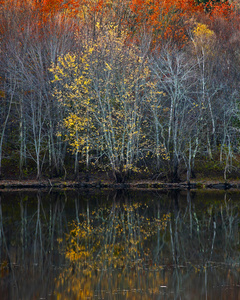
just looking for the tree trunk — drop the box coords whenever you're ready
[113,169,128,183]
[172,154,180,183]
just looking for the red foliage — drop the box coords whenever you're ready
[129,0,204,46]
[208,1,234,20]
[0,0,238,48]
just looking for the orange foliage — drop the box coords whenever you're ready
[207,1,234,20]
[36,0,83,16]
[129,0,237,46]
[129,0,202,46]
[0,0,238,48]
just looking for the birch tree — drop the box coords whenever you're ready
[149,46,199,182]
[0,74,16,178]
[87,26,150,182]
[50,26,153,182]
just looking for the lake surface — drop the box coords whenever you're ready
[1,189,240,299]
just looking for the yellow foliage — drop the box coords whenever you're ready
[0,90,6,98]
[192,23,216,56]
[193,23,215,39]
[49,27,163,172]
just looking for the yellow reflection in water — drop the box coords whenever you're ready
[54,203,170,299]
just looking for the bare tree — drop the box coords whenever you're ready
[149,46,199,182]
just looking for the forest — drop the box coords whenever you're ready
[0,0,240,183]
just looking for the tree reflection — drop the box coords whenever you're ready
[55,190,240,299]
[0,191,69,299]
[0,190,240,299]
[64,201,170,271]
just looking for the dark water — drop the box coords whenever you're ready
[1,189,240,299]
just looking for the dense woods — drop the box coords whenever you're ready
[0,0,240,182]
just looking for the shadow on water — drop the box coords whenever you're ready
[0,189,240,299]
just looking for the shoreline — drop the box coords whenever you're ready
[0,179,240,190]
